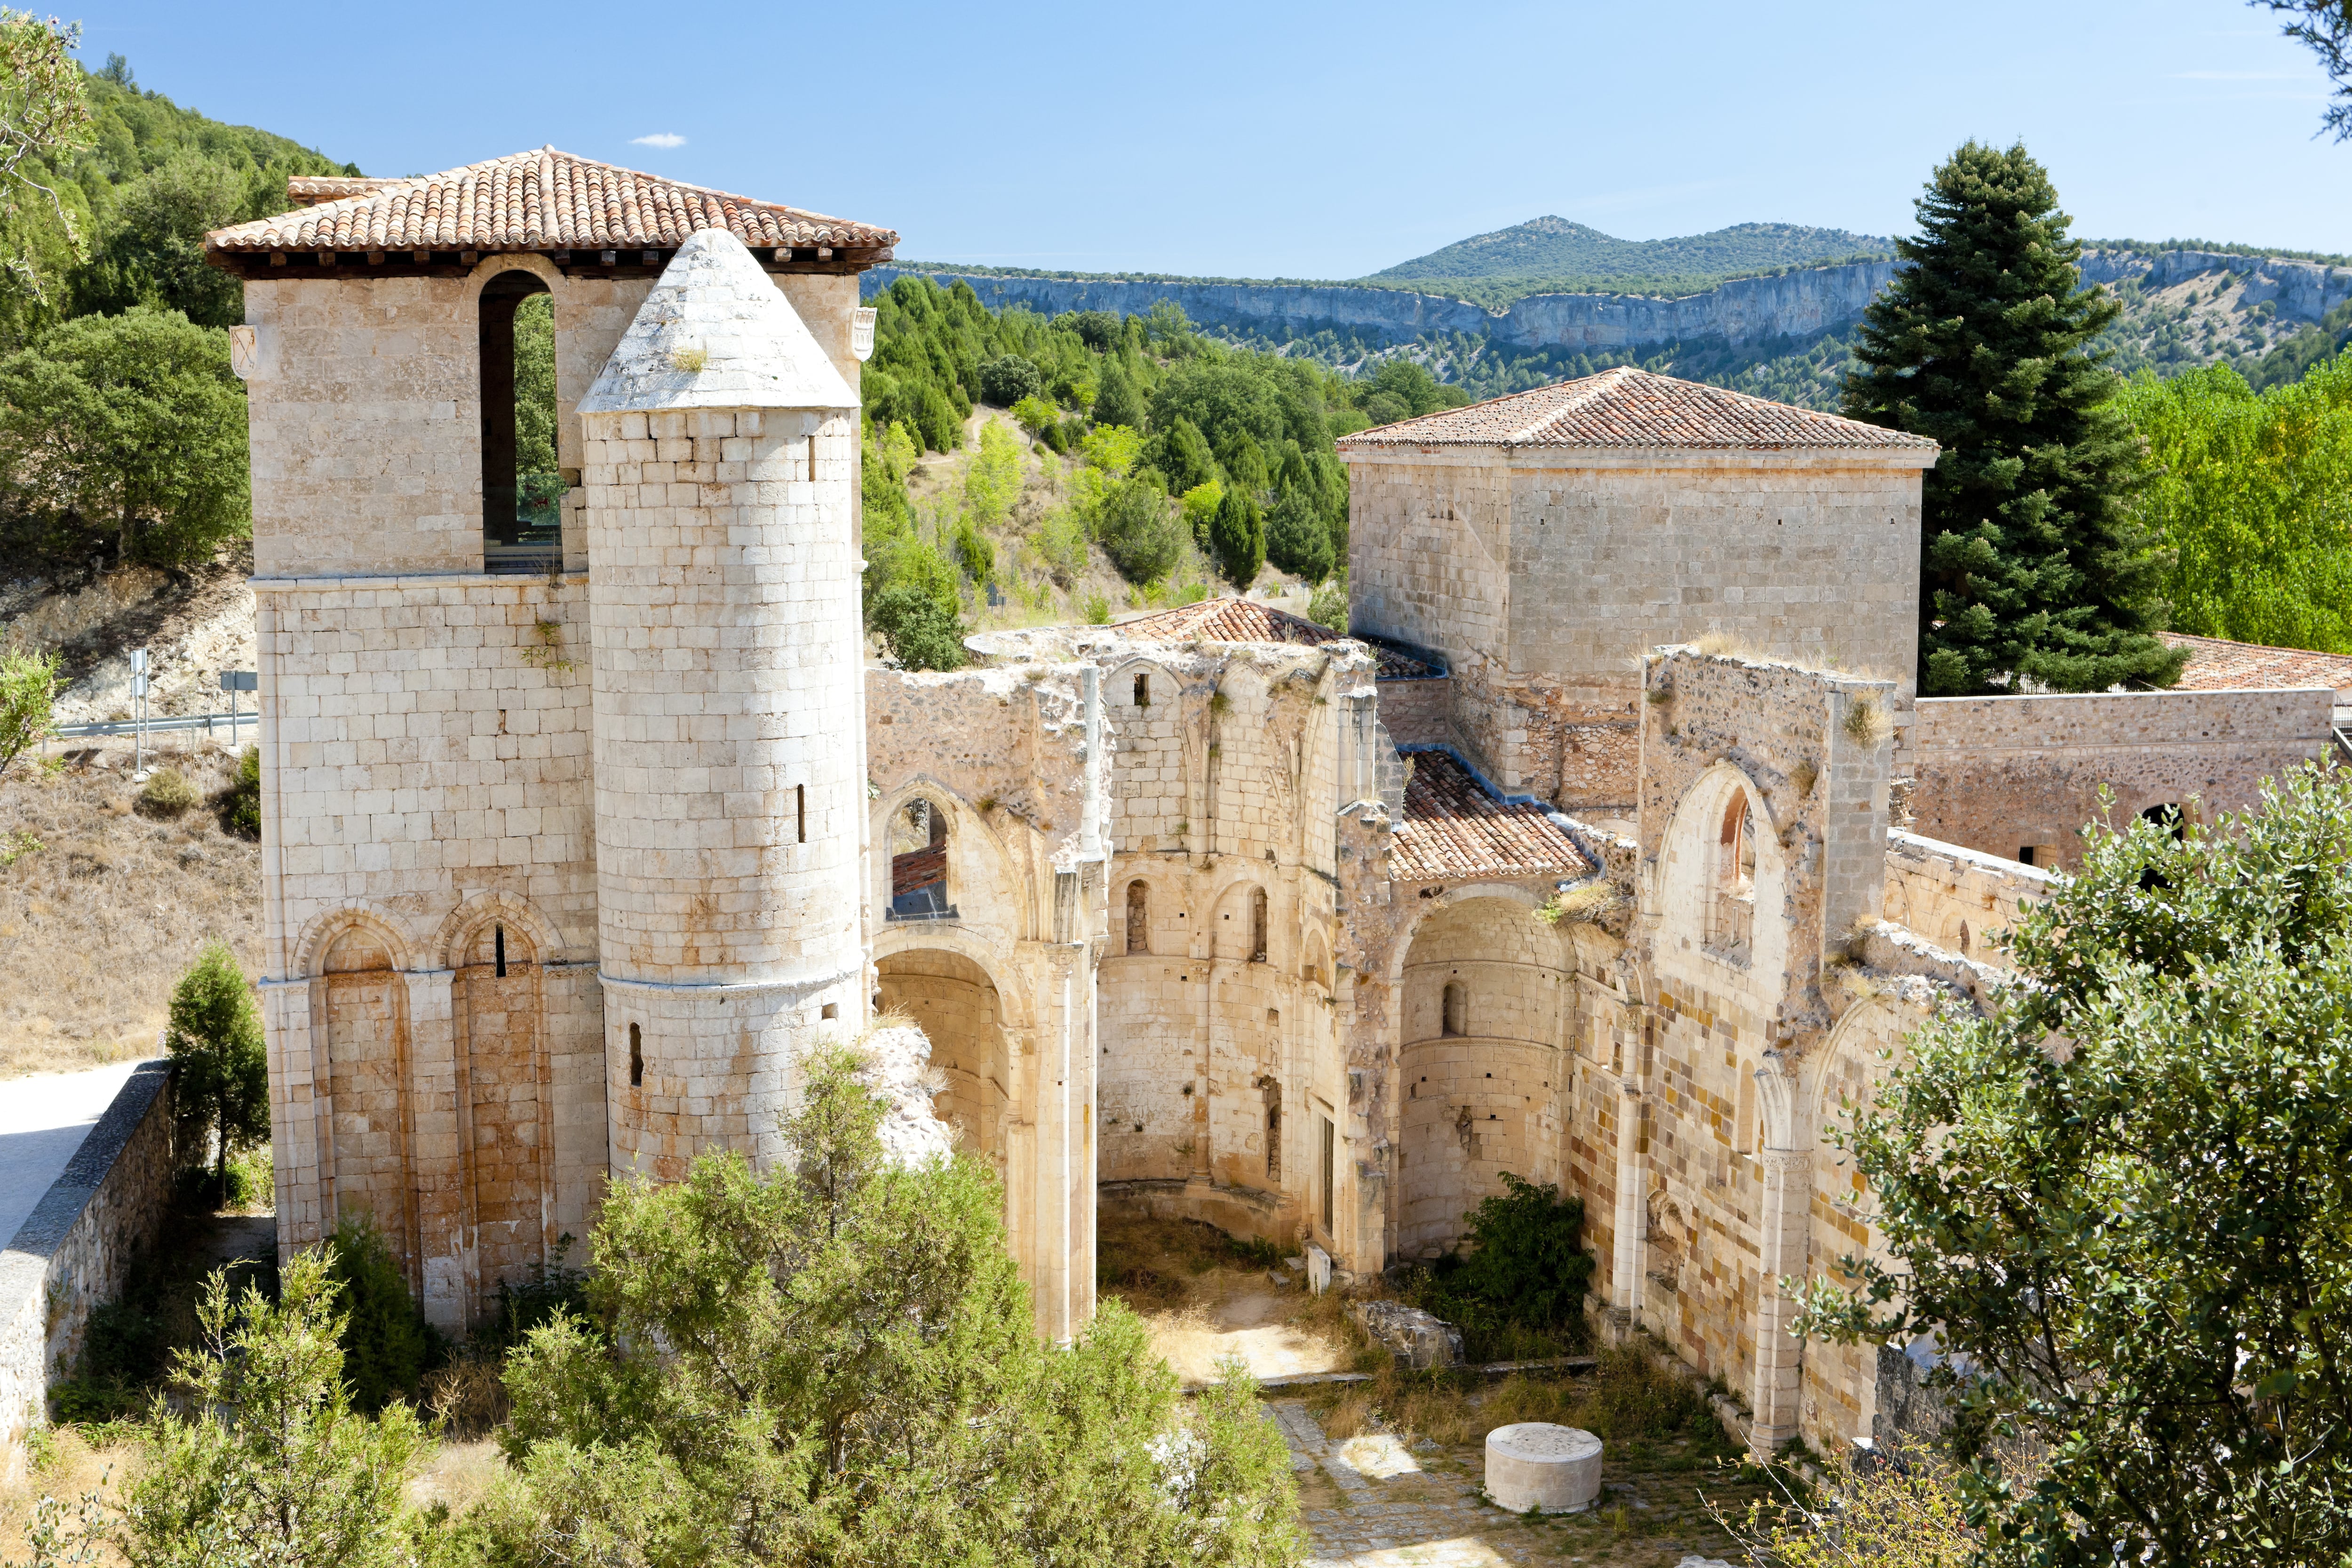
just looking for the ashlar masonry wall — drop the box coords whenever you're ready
[1910,686,2338,871]
[1343,449,1928,815]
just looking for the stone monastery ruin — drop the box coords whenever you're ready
[210,152,2352,1459]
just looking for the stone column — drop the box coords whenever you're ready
[1610,1079,1645,1326]
[576,230,864,1180]
[1748,1053,1810,1454]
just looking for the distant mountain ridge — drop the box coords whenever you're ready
[1362,216,1897,305]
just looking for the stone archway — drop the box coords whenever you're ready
[1396,896,1572,1258]
[314,923,420,1290]
[875,949,1009,1178]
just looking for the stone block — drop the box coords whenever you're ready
[1349,1299,1464,1369]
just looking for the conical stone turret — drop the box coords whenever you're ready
[579,227,865,1178]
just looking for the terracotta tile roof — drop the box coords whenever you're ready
[2163,632,2352,696]
[207,148,896,257]
[1391,751,1594,883]
[1336,366,1939,453]
[1114,597,1436,679]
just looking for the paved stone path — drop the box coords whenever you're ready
[1267,1398,1740,1568]
[0,1060,143,1245]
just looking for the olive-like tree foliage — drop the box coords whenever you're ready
[1796,763,2352,1566]
[499,1044,1300,1567]
[2257,0,2352,141]
[0,304,246,565]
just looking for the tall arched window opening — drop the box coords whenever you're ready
[1249,886,1269,963]
[1441,980,1467,1037]
[1125,881,1149,954]
[1712,792,1757,960]
[1260,1072,1282,1181]
[889,799,953,920]
[482,273,561,572]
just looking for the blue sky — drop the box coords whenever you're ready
[74,0,2352,278]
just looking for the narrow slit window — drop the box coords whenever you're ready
[1250,886,1268,963]
[1133,673,1150,707]
[797,784,807,844]
[1319,1116,1335,1234]
[494,923,506,979]
[480,272,561,573]
[628,1022,643,1089]
[1442,980,1467,1037]
[1262,1075,1282,1181]
[1126,880,1149,954]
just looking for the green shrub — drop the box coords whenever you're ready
[1308,581,1348,632]
[217,743,260,839]
[136,764,199,817]
[1403,1174,1595,1362]
[1098,477,1184,584]
[1083,592,1112,625]
[869,584,969,671]
[976,353,1041,407]
[166,940,269,1199]
[325,1213,439,1412]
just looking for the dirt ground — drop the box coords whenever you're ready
[0,743,262,1077]
[1097,1212,1367,1385]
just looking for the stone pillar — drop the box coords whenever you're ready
[1610,1080,1645,1325]
[403,969,466,1332]
[576,230,865,1180]
[1748,1054,1810,1453]
[260,978,323,1258]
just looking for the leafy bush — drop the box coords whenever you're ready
[1308,581,1348,631]
[1402,1174,1595,1362]
[217,743,261,838]
[1010,393,1059,437]
[1097,477,1185,585]
[324,1213,439,1413]
[136,764,199,818]
[869,584,969,671]
[1034,507,1088,588]
[976,353,1042,407]
[497,1043,1302,1564]
[1084,593,1112,625]
[0,645,59,780]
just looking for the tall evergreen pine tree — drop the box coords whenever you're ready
[1842,141,2184,694]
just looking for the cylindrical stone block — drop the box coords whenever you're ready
[1484,1424,1603,1514]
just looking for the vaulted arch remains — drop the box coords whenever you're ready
[876,949,1009,1181]
[1396,895,1573,1258]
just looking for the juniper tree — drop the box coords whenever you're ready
[1842,142,2183,695]
[164,941,269,1201]
[1209,487,1265,591]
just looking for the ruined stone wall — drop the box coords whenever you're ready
[1910,687,2338,871]
[1882,830,2055,964]
[864,663,1105,1342]
[1342,449,1928,812]
[1371,674,1454,748]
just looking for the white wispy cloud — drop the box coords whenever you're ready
[630,132,687,149]
[2170,70,2302,80]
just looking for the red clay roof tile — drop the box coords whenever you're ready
[1336,366,1938,453]
[1391,752,1594,883]
[2163,632,2352,696]
[207,149,895,258]
[1114,597,1435,679]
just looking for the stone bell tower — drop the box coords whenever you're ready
[577,229,869,1178]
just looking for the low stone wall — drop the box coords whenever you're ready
[1910,687,2338,872]
[0,1059,175,1477]
[1882,829,2055,966]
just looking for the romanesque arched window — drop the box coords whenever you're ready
[1250,886,1268,963]
[1133,672,1151,708]
[1712,792,1756,960]
[889,798,952,919]
[1126,880,1149,954]
[1442,979,1467,1037]
[480,271,561,573]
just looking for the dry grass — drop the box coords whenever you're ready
[0,744,261,1078]
[406,1438,511,1519]
[1308,1344,1724,1457]
[0,1427,129,1562]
